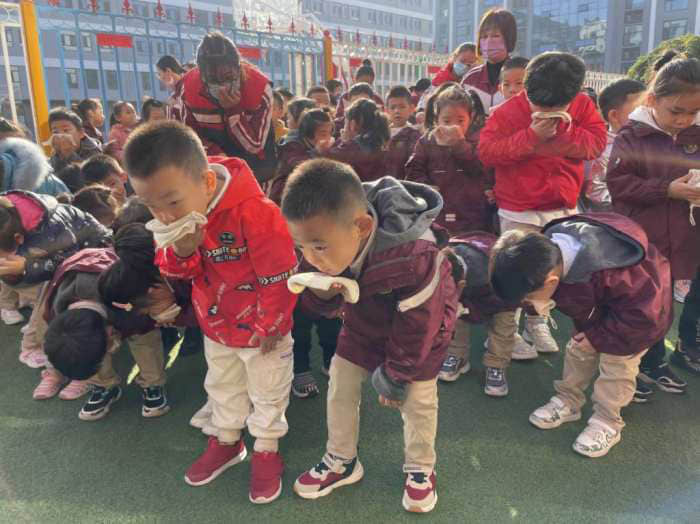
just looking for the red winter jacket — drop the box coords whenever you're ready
[607,107,700,280]
[431,63,461,87]
[385,126,422,180]
[178,64,272,158]
[405,134,492,234]
[155,157,297,348]
[479,91,607,213]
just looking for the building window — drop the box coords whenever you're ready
[141,72,151,91]
[663,19,688,39]
[664,0,689,11]
[166,8,179,21]
[81,34,92,51]
[350,7,360,20]
[4,28,15,47]
[103,1,111,12]
[86,69,99,89]
[135,39,145,54]
[66,69,79,89]
[168,42,178,56]
[623,24,643,47]
[622,47,641,62]
[625,0,644,8]
[61,32,78,50]
[10,66,20,84]
[106,70,118,90]
[156,42,164,55]
[624,10,643,23]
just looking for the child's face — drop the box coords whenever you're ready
[607,92,644,133]
[129,166,216,225]
[437,105,471,137]
[147,107,166,122]
[386,97,414,127]
[103,171,128,204]
[500,68,526,100]
[50,119,83,150]
[311,92,331,108]
[90,103,105,127]
[117,104,138,127]
[455,50,477,69]
[272,100,286,121]
[649,91,700,136]
[287,211,374,276]
[311,122,333,145]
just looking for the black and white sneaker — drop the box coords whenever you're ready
[484,367,508,397]
[79,386,122,421]
[632,378,653,403]
[639,363,687,394]
[671,340,700,375]
[142,386,171,418]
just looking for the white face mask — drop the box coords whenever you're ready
[528,298,556,317]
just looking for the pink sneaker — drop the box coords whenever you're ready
[19,350,48,369]
[59,380,90,400]
[33,369,67,400]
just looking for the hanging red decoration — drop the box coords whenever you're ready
[336,27,342,43]
[241,12,249,31]
[289,18,296,34]
[154,0,165,19]
[267,16,273,33]
[215,8,223,28]
[186,3,195,24]
[89,0,98,13]
[121,0,132,15]
[47,0,60,6]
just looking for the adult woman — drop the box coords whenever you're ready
[156,55,186,121]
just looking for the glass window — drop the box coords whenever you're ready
[86,69,99,89]
[168,42,178,56]
[623,24,643,46]
[625,0,645,8]
[663,19,688,39]
[624,10,643,23]
[10,66,21,84]
[351,7,360,20]
[4,28,15,47]
[81,34,92,51]
[106,70,118,90]
[664,0,688,11]
[66,69,79,89]
[61,32,77,50]
[135,40,145,53]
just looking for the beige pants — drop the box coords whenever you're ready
[202,334,294,451]
[0,282,46,352]
[448,313,518,369]
[327,355,438,474]
[554,338,647,432]
[90,329,166,389]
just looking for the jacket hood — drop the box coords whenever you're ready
[0,138,52,193]
[207,156,264,218]
[279,129,301,146]
[544,213,645,284]
[4,190,57,230]
[363,176,443,254]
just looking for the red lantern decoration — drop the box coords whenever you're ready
[186,3,195,24]
[154,0,164,19]
[289,18,296,34]
[121,0,132,15]
[89,0,98,12]
[267,16,273,33]
[215,8,223,28]
[241,12,249,31]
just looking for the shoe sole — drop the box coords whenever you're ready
[484,386,509,397]
[572,432,622,458]
[631,395,651,404]
[637,373,687,394]
[78,389,122,421]
[142,404,171,418]
[403,492,438,513]
[292,387,319,399]
[294,461,364,500]
[19,354,48,369]
[511,351,538,361]
[3,318,23,326]
[529,411,581,430]
[522,332,559,354]
[184,446,247,487]
[437,363,470,382]
[249,480,283,504]
[33,382,69,401]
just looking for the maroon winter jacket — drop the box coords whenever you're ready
[301,177,459,385]
[544,213,672,356]
[324,135,387,182]
[268,133,314,205]
[607,107,700,280]
[385,126,422,180]
[450,232,519,324]
[405,133,492,235]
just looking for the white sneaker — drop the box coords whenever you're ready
[573,421,621,458]
[511,333,538,360]
[19,350,48,369]
[523,315,559,353]
[1,308,24,325]
[529,396,581,429]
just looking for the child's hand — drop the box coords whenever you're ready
[669,172,700,203]
[530,117,558,141]
[484,189,496,204]
[173,226,205,258]
[147,283,176,316]
[51,133,78,158]
[433,125,463,146]
[249,333,283,354]
[0,254,26,276]
[378,394,402,409]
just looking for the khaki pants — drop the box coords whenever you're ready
[327,355,438,474]
[447,313,518,369]
[554,338,647,432]
[202,334,294,451]
[0,282,46,352]
[90,329,166,389]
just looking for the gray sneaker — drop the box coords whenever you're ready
[523,315,559,353]
[529,396,581,429]
[484,367,508,397]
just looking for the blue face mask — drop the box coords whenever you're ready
[453,61,468,77]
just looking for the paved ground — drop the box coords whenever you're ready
[0,308,698,524]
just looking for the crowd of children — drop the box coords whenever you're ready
[2,5,700,516]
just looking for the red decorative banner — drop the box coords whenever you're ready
[348,57,362,68]
[96,33,133,48]
[238,46,262,61]
[427,65,441,74]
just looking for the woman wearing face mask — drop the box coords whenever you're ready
[176,31,277,183]
[461,8,517,114]
[156,55,186,121]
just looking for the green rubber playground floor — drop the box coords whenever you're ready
[1,308,699,524]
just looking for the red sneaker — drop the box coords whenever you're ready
[249,451,284,504]
[184,436,247,486]
[402,472,437,513]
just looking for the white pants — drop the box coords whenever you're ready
[202,334,294,452]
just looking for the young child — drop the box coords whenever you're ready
[490,213,672,458]
[75,98,105,144]
[479,52,607,355]
[48,108,102,173]
[306,86,332,109]
[0,117,25,140]
[123,121,298,504]
[320,98,390,182]
[607,57,700,392]
[72,185,120,227]
[107,101,138,163]
[81,154,128,205]
[498,56,528,101]
[56,164,85,194]
[334,61,385,121]
[141,98,167,123]
[333,82,376,137]
[282,159,458,514]
[43,223,181,420]
[286,97,317,139]
[384,86,421,180]
[405,85,491,235]
[439,232,533,393]
[272,90,289,142]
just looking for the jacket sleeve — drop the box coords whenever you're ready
[224,83,273,155]
[606,133,671,206]
[324,139,362,166]
[478,110,541,167]
[450,138,478,165]
[239,198,298,338]
[539,99,607,160]
[404,140,430,185]
[154,247,205,281]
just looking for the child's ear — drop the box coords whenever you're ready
[204,169,217,194]
[354,213,374,238]
[13,233,23,246]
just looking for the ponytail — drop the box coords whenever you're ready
[345,98,389,152]
[466,89,486,133]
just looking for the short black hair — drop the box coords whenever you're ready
[74,98,101,123]
[525,52,586,107]
[298,108,332,141]
[124,120,208,179]
[502,56,529,76]
[490,231,563,303]
[348,82,374,100]
[72,185,119,226]
[56,163,85,193]
[0,117,24,138]
[196,31,240,84]
[287,97,317,123]
[414,78,432,93]
[156,55,185,75]
[355,61,375,81]
[276,87,295,101]
[45,309,108,380]
[325,79,342,92]
[82,154,122,185]
[141,97,165,122]
[282,158,368,223]
[598,79,645,122]
[306,86,329,97]
[477,8,517,55]
[111,196,153,233]
[651,57,700,99]
[49,107,83,130]
[386,85,413,104]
